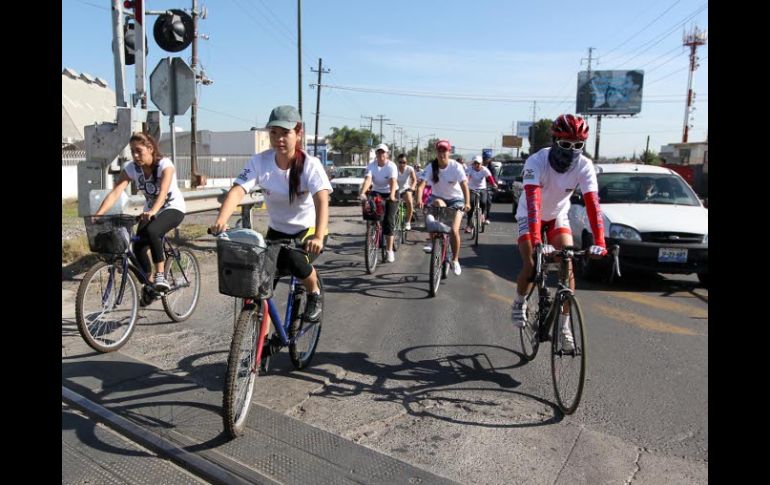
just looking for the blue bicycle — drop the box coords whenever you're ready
[213,232,324,438]
[75,215,201,353]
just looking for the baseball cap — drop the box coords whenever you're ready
[265,105,302,130]
[472,155,482,164]
[435,139,451,151]
[375,143,389,153]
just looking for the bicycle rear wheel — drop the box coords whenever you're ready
[289,276,323,369]
[429,237,442,297]
[223,302,264,438]
[393,206,403,252]
[551,292,587,414]
[364,221,379,274]
[162,249,201,322]
[473,205,481,246]
[519,284,541,361]
[76,261,139,353]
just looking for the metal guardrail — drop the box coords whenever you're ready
[123,187,264,229]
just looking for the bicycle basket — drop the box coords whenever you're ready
[216,237,280,299]
[361,195,385,221]
[425,206,458,233]
[84,215,135,254]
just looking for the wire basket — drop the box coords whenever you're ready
[425,205,461,233]
[84,215,136,254]
[216,238,281,299]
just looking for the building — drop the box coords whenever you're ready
[659,141,708,166]
[61,67,117,149]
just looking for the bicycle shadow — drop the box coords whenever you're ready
[259,346,565,428]
[319,261,430,300]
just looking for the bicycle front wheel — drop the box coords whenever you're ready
[289,276,324,369]
[473,206,481,246]
[223,303,263,438]
[76,261,139,353]
[393,209,403,252]
[162,249,201,322]
[551,292,587,414]
[429,237,442,297]
[364,221,379,274]
[519,284,541,361]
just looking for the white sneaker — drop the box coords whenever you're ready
[511,300,527,328]
[423,245,432,253]
[560,315,575,352]
[405,222,411,231]
[386,250,395,263]
[483,219,491,225]
[452,260,461,276]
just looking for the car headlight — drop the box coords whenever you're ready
[609,223,642,241]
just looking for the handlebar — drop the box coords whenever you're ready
[207,228,316,256]
[534,244,621,283]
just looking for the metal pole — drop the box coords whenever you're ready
[682,44,696,143]
[297,0,303,118]
[111,0,127,108]
[594,115,602,160]
[190,0,199,187]
[311,58,329,157]
[644,135,650,164]
[170,115,177,163]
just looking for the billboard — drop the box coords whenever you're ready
[576,70,644,115]
[502,135,523,148]
[517,121,533,138]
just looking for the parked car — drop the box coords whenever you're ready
[329,166,367,204]
[493,162,524,204]
[568,163,708,285]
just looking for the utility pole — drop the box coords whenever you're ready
[372,114,390,141]
[682,25,707,143]
[297,0,302,119]
[311,58,330,157]
[387,123,397,152]
[190,0,199,187]
[644,135,650,164]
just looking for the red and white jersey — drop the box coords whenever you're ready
[514,147,598,220]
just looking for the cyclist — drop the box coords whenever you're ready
[416,139,471,275]
[511,114,607,351]
[210,105,331,323]
[93,131,186,294]
[396,153,417,231]
[359,143,399,263]
[481,152,498,225]
[465,155,497,233]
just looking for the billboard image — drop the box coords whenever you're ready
[576,70,644,115]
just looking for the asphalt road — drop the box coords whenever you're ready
[62,202,708,484]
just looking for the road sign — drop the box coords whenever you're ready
[502,135,523,148]
[150,57,195,116]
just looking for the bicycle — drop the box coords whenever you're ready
[212,231,323,438]
[424,205,464,297]
[362,193,388,274]
[519,243,620,414]
[394,197,407,248]
[76,214,201,353]
[467,189,482,246]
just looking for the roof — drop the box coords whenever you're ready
[61,67,117,142]
[596,163,673,175]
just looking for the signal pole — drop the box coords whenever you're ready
[682,26,707,142]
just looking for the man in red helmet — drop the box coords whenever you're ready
[511,114,607,351]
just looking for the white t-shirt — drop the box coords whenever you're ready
[124,158,186,213]
[421,160,468,200]
[365,160,398,193]
[396,165,416,192]
[467,166,493,190]
[235,149,333,234]
[514,147,598,220]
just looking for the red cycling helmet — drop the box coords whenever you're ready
[551,114,589,141]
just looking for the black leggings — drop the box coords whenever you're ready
[134,209,185,274]
[468,190,490,221]
[266,227,327,280]
[374,192,398,236]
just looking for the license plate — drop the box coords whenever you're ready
[658,248,687,263]
[343,189,352,194]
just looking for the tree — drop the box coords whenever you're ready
[328,126,381,164]
[641,149,663,165]
[528,119,553,153]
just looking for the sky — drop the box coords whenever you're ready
[62,0,708,159]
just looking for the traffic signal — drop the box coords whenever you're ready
[153,9,194,52]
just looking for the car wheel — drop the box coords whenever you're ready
[697,272,708,287]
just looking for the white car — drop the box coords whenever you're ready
[568,163,708,285]
[329,166,367,204]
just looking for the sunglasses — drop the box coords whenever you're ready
[556,140,585,150]
[398,161,406,164]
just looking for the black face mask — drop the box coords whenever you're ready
[548,143,581,173]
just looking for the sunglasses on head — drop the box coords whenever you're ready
[556,140,585,150]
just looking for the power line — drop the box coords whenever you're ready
[647,55,707,85]
[74,0,110,11]
[601,0,683,60]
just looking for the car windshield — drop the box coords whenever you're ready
[335,167,366,178]
[597,173,701,206]
[499,164,523,177]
